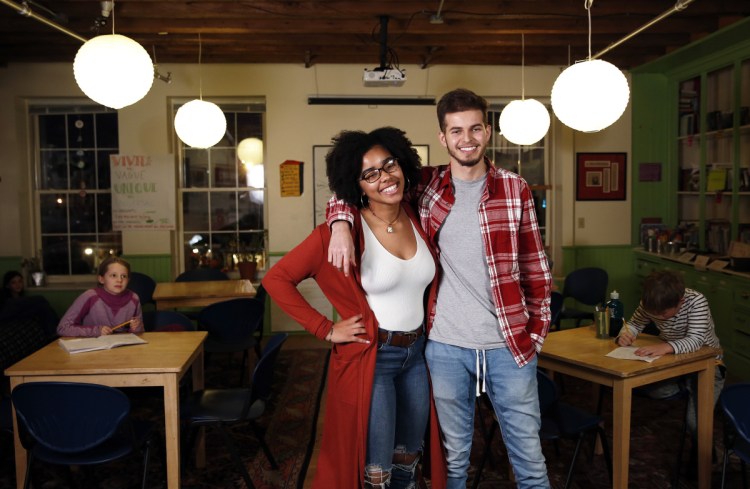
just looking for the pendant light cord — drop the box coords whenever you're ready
[198,32,203,100]
[111,0,115,34]
[521,33,525,100]
[584,0,593,60]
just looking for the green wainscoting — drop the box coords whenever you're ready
[0,256,22,280]
[561,245,639,318]
[121,254,173,282]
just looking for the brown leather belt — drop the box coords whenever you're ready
[377,327,424,348]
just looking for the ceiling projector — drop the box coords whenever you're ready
[363,68,406,87]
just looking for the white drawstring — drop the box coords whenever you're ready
[474,349,487,397]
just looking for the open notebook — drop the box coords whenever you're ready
[58,333,147,354]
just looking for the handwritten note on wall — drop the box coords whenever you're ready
[110,154,175,230]
[280,160,304,197]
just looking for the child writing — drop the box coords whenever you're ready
[615,270,724,438]
[57,257,144,337]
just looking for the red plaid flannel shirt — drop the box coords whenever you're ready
[327,160,552,367]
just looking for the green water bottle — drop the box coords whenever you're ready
[606,290,624,337]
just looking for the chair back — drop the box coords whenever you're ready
[550,291,564,326]
[250,333,288,404]
[175,268,229,282]
[12,382,130,453]
[536,369,558,416]
[143,310,195,332]
[562,267,608,307]
[128,272,157,306]
[719,383,750,445]
[198,298,263,343]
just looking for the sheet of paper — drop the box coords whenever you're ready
[606,346,662,363]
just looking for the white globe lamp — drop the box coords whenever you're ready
[237,137,264,164]
[174,100,227,149]
[551,59,630,133]
[73,34,154,109]
[499,99,550,145]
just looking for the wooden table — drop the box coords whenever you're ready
[153,279,256,310]
[538,326,718,489]
[5,331,208,489]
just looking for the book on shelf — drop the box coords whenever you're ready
[706,168,728,192]
[58,333,147,354]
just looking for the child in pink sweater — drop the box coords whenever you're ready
[57,257,144,337]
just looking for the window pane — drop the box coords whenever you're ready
[39,150,68,190]
[183,233,208,270]
[97,150,116,189]
[97,194,113,232]
[183,192,209,231]
[69,149,96,190]
[213,149,238,188]
[96,113,119,148]
[69,193,96,233]
[210,191,238,230]
[40,193,68,233]
[183,149,209,188]
[70,235,97,274]
[42,236,69,275]
[68,114,94,148]
[237,112,263,140]
[97,233,122,257]
[239,190,264,229]
[39,114,66,148]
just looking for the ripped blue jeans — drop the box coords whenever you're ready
[366,334,429,489]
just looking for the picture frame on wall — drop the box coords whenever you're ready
[576,152,627,201]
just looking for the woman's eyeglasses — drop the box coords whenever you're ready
[360,157,400,184]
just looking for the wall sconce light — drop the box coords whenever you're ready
[550,0,630,133]
[174,33,226,148]
[498,34,550,145]
[72,1,153,109]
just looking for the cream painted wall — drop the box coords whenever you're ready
[0,62,632,267]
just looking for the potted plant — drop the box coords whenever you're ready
[237,231,266,281]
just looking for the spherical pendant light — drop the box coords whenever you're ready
[73,34,154,109]
[499,99,551,145]
[174,99,227,149]
[551,59,630,133]
[237,137,264,164]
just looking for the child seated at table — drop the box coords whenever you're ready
[615,270,724,440]
[57,257,144,337]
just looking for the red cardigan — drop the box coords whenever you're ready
[262,203,446,489]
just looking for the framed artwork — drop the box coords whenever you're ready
[576,152,627,201]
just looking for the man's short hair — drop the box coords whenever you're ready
[641,270,685,314]
[436,88,488,132]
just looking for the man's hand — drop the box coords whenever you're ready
[328,221,356,276]
[635,342,674,357]
[329,315,369,344]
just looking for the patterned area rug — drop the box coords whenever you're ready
[0,346,330,489]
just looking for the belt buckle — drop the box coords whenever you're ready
[401,330,418,346]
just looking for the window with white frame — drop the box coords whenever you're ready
[174,99,266,274]
[486,103,550,244]
[30,104,121,277]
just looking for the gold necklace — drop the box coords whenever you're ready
[368,205,401,233]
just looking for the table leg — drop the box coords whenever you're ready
[695,358,714,489]
[612,380,633,489]
[163,374,180,489]
[10,377,25,489]
[192,348,206,468]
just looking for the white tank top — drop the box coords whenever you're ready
[360,216,435,332]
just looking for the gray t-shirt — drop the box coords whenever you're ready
[430,175,506,350]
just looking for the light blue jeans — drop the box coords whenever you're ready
[425,340,550,489]
[366,334,429,489]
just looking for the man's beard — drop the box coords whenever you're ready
[447,145,483,167]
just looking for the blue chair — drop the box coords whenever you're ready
[550,290,564,327]
[143,310,196,332]
[198,298,265,385]
[556,267,609,329]
[175,268,229,282]
[472,370,611,489]
[11,382,153,489]
[182,333,288,489]
[128,272,157,310]
[720,383,750,488]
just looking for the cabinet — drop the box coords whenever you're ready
[631,19,750,258]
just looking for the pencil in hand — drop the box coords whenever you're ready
[111,320,132,332]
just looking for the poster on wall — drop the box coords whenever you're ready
[110,154,175,230]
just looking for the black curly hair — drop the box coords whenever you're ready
[325,126,422,208]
